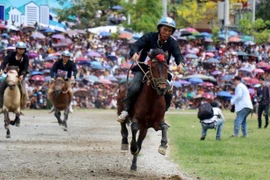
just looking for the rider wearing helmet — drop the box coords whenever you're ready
[117,17,185,122]
[49,50,77,113]
[0,41,29,110]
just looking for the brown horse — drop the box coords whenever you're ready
[47,76,72,131]
[2,66,22,138]
[117,49,169,171]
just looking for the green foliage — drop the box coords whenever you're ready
[55,0,103,28]
[252,30,269,44]
[238,12,253,35]
[167,111,270,180]
[211,26,220,43]
[256,1,270,21]
[120,0,162,33]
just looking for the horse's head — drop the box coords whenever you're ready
[6,67,19,90]
[53,77,66,96]
[148,49,169,96]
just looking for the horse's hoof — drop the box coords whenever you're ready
[158,145,167,156]
[121,143,129,150]
[130,164,137,171]
[63,127,68,131]
[15,123,20,127]
[6,135,11,138]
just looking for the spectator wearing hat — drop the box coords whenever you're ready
[257,76,270,128]
[200,101,225,141]
[230,76,253,137]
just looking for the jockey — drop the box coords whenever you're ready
[0,42,29,110]
[117,17,185,122]
[49,50,77,113]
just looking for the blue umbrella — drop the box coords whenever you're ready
[31,71,43,76]
[1,33,10,39]
[84,75,99,83]
[237,51,248,56]
[100,31,111,37]
[105,76,118,82]
[185,54,198,59]
[133,34,142,39]
[107,55,117,61]
[42,28,56,33]
[189,78,203,84]
[221,74,234,81]
[91,61,103,70]
[112,5,124,10]
[44,55,58,61]
[173,81,182,88]
[205,58,219,63]
[217,91,232,98]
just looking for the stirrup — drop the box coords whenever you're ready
[117,110,128,123]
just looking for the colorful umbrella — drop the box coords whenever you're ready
[88,51,101,57]
[31,75,45,81]
[52,34,65,39]
[118,33,133,39]
[99,79,112,85]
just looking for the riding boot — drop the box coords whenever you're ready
[0,80,8,109]
[164,92,173,111]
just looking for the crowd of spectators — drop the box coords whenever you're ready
[0,26,269,111]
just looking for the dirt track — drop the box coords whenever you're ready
[0,110,193,180]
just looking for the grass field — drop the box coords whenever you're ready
[167,110,270,180]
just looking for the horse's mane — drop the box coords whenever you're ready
[7,66,19,72]
[149,49,165,59]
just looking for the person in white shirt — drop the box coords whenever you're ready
[200,101,225,141]
[230,76,253,137]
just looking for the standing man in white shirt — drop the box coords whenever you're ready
[230,76,253,137]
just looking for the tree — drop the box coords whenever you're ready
[55,0,102,28]
[256,1,270,21]
[176,0,207,27]
[120,0,162,33]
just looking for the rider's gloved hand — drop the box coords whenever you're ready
[50,78,55,83]
[176,62,185,74]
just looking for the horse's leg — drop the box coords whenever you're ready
[54,110,62,126]
[121,119,129,150]
[130,121,139,155]
[130,128,148,171]
[158,122,169,155]
[15,112,21,127]
[4,111,10,138]
[62,108,69,131]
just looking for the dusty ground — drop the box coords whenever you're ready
[0,109,194,180]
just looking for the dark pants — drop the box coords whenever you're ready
[257,104,269,128]
[125,71,172,112]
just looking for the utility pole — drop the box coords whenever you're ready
[162,0,167,17]
[251,0,256,23]
[224,0,230,43]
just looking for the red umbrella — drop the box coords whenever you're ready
[31,75,45,81]
[0,24,7,29]
[75,57,88,62]
[246,78,259,85]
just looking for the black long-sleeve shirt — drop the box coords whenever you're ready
[129,32,184,65]
[257,86,270,105]
[50,59,78,79]
[1,52,29,76]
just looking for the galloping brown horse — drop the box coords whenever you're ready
[47,76,72,131]
[117,49,170,171]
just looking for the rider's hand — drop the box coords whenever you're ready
[19,75,23,81]
[176,63,185,74]
[51,78,55,83]
[70,76,75,83]
[131,53,139,63]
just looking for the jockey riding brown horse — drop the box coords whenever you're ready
[117,49,170,171]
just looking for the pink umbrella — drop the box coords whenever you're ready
[52,34,65,39]
[120,62,131,69]
[200,82,214,87]
[185,27,198,33]
[257,61,269,68]
[205,52,215,57]
[43,62,53,69]
[99,79,112,85]
[202,93,214,100]
[76,57,88,61]
[31,75,45,81]
[87,51,101,57]
[254,68,264,73]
